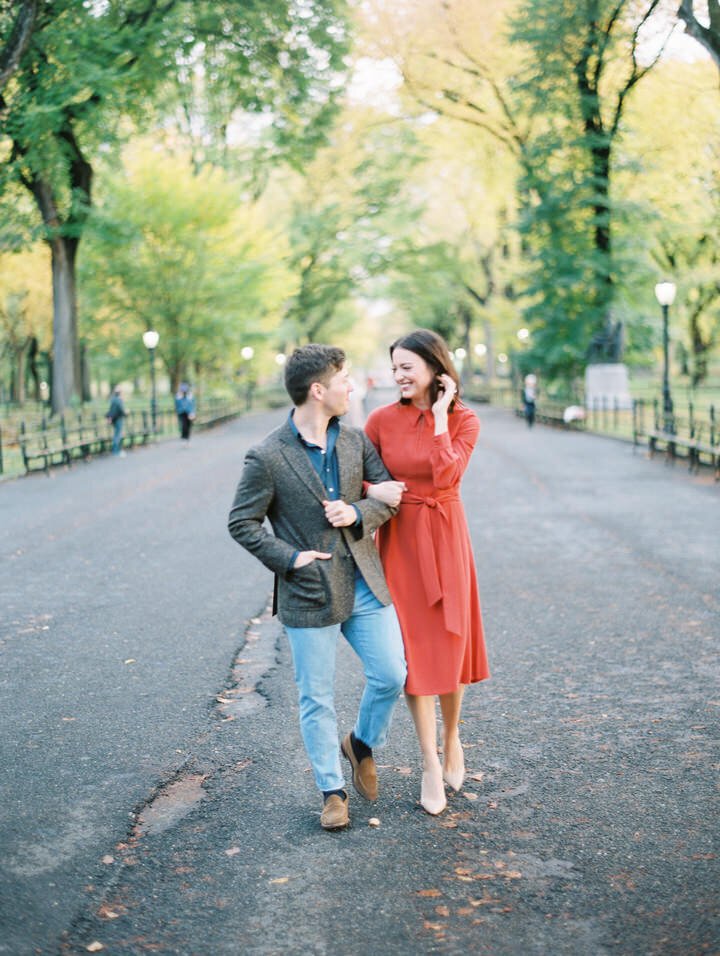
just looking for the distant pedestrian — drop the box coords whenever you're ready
[523,374,537,428]
[228,344,406,831]
[345,373,367,427]
[175,383,196,442]
[106,386,127,456]
[364,329,490,816]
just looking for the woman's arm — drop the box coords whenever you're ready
[430,409,480,488]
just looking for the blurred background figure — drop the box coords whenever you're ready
[175,382,196,442]
[346,373,367,427]
[106,386,127,457]
[522,374,537,428]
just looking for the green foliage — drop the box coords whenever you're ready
[509,0,666,382]
[277,117,425,344]
[79,148,293,389]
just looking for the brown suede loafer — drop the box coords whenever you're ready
[320,792,349,830]
[341,732,378,801]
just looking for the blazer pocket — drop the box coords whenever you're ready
[285,561,327,607]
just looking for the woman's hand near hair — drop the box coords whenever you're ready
[366,480,407,507]
[432,373,456,434]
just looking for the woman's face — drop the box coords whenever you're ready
[391,347,435,406]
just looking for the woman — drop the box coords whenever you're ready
[364,329,489,815]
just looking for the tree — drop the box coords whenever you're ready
[0,244,52,402]
[619,58,720,385]
[509,0,672,380]
[0,0,349,411]
[271,113,424,345]
[678,0,720,69]
[0,0,37,90]
[79,147,294,392]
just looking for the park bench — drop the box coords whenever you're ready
[634,401,720,480]
[19,410,153,474]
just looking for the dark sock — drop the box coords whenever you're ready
[323,788,347,802]
[351,731,372,761]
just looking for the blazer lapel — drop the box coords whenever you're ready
[278,422,327,502]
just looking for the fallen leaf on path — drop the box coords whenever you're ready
[435,906,450,917]
[423,922,445,931]
[469,772,485,782]
[487,801,499,809]
[505,870,522,879]
[368,818,381,827]
[86,944,104,952]
[101,856,114,865]
[437,819,458,828]
[270,877,289,884]
[417,889,442,898]
[463,793,478,801]
[394,766,412,775]
[97,906,120,920]
[225,847,241,857]
[124,659,135,665]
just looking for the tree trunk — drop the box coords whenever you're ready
[49,233,81,414]
[10,338,32,403]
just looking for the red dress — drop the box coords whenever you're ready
[365,401,489,695]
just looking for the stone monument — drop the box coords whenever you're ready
[584,315,632,410]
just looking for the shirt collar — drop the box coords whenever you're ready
[288,410,340,449]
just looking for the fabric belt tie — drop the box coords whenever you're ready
[402,490,463,636]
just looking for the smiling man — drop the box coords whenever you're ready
[228,344,406,830]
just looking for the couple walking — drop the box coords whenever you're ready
[228,330,489,829]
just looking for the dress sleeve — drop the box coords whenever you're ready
[430,408,480,489]
[364,408,381,455]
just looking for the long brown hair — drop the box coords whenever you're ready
[390,329,461,411]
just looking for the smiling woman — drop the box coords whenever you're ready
[365,328,489,817]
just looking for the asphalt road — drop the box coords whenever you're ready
[0,399,718,955]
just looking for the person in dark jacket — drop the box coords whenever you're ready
[228,345,406,831]
[106,387,127,456]
[175,383,196,441]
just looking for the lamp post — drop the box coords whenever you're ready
[240,346,255,410]
[142,330,159,432]
[654,280,676,432]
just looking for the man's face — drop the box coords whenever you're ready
[319,365,353,417]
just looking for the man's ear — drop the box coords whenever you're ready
[309,381,325,402]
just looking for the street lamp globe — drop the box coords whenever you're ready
[241,346,254,360]
[142,330,159,350]
[654,281,676,307]
[275,353,286,366]
[474,343,487,357]
[454,347,467,360]
[517,328,530,342]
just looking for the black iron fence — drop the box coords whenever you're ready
[0,388,287,478]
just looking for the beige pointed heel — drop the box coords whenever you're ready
[442,739,465,792]
[420,768,447,815]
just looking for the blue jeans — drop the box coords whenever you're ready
[285,571,407,794]
[112,419,124,454]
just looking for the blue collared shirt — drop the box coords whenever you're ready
[289,411,342,499]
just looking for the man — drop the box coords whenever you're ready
[228,345,406,831]
[106,386,127,456]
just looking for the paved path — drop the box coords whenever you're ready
[0,402,718,954]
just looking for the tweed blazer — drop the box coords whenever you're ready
[228,417,397,628]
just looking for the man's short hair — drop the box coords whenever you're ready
[284,344,346,406]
